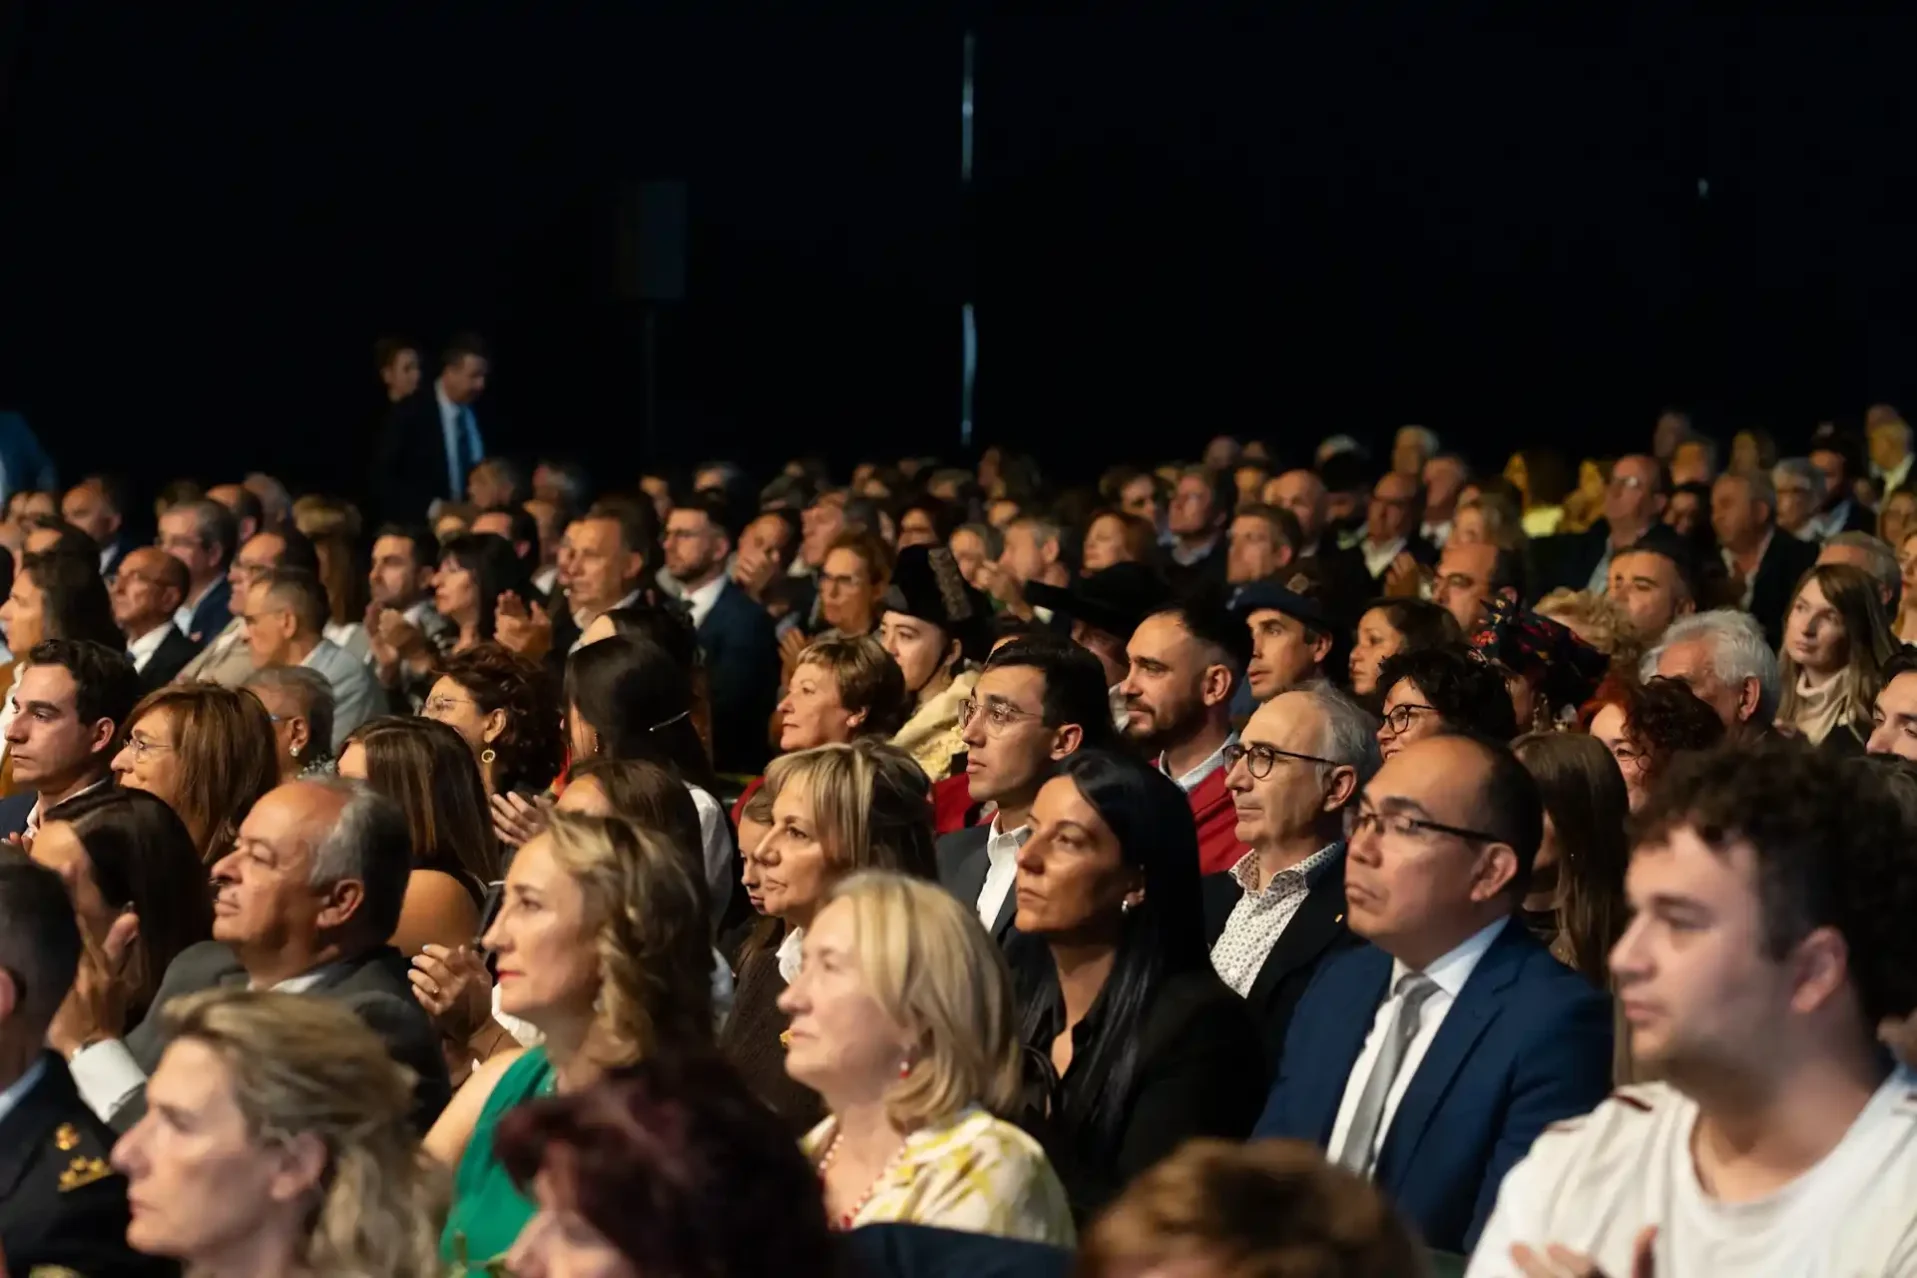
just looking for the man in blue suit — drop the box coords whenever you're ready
[1253,732,1612,1256]
[663,492,779,775]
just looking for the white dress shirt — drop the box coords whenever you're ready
[1361,536,1408,580]
[776,926,807,983]
[125,621,177,673]
[975,818,1032,929]
[680,573,727,630]
[1161,733,1236,794]
[532,564,559,598]
[567,589,643,654]
[173,577,223,636]
[1326,917,1507,1174]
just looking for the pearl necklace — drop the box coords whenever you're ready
[815,1127,909,1232]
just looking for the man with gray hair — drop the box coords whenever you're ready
[59,778,449,1131]
[1819,531,1901,616]
[1641,609,1781,735]
[1772,457,1828,540]
[1206,685,1378,1080]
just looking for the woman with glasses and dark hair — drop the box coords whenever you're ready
[421,642,564,801]
[1374,645,1519,761]
[435,532,532,655]
[1007,748,1262,1221]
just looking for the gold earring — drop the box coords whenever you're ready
[480,748,497,765]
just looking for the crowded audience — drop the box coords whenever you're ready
[0,404,1914,1276]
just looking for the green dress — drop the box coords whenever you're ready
[441,1046,554,1274]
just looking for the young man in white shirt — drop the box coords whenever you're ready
[1471,741,1917,1277]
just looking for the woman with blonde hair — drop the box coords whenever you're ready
[779,871,1074,1243]
[720,739,938,1132]
[111,989,444,1278]
[1777,562,1897,752]
[427,811,714,1271]
[110,683,282,863]
[1534,588,1640,669]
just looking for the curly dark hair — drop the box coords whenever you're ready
[434,642,564,795]
[1374,644,1519,741]
[1634,739,1917,1031]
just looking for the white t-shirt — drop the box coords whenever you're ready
[1468,1069,1917,1277]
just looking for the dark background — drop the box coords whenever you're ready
[2,5,1915,505]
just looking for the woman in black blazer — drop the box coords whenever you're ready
[1008,749,1262,1221]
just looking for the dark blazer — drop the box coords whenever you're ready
[117,941,450,1134]
[137,626,199,691]
[1360,533,1440,585]
[181,577,232,650]
[100,534,135,582]
[716,943,823,1135]
[1746,528,1820,650]
[373,388,474,525]
[935,825,1015,943]
[1200,851,1362,1082]
[0,791,32,839]
[846,1224,1071,1278]
[0,1053,176,1278]
[0,411,59,499]
[1252,917,1613,1255]
[697,581,780,774]
[1020,963,1264,1221]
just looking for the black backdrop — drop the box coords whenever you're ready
[3,5,1916,505]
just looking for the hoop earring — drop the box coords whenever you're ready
[480,748,497,765]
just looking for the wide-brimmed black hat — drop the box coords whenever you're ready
[882,545,991,663]
[1024,561,1173,643]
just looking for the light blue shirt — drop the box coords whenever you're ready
[436,383,485,500]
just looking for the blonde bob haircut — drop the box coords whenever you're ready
[824,871,1024,1127]
[542,809,715,1068]
[761,739,938,882]
[157,988,446,1278]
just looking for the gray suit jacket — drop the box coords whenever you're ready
[935,825,1017,943]
[299,638,381,750]
[118,940,450,1133]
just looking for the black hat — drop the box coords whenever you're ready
[1231,576,1332,632]
[881,545,991,663]
[1024,561,1173,643]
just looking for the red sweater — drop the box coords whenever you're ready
[1188,767,1249,876]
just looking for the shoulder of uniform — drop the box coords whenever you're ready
[1537,1084,1673,1141]
[44,1113,118,1196]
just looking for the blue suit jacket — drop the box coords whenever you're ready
[1252,917,1612,1255]
[181,578,233,650]
[695,581,780,774]
[0,412,58,499]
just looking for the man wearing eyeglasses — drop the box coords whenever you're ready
[1531,453,1672,598]
[1252,733,1612,1257]
[178,527,323,689]
[107,547,197,692]
[1204,687,1376,1083]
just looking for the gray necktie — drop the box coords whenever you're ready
[1336,971,1440,1176]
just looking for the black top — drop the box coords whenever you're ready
[0,1053,178,1277]
[1020,965,1263,1221]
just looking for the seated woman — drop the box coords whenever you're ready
[110,989,442,1278]
[721,739,938,1133]
[421,641,564,801]
[880,545,990,784]
[1346,598,1461,699]
[1776,562,1895,753]
[495,1057,835,1278]
[1374,644,1519,760]
[37,788,213,1038]
[1511,732,1631,982]
[731,632,910,840]
[1079,509,1155,575]
[782,871,1073,1243]
[434,532,533,656]
[1583,675,1725,811]
[566,635,736,922]
[242,666,337,779]
[428,813,713,1271]
[110,684,282,863]
[574,601,715,756]
[1469,593,1610,733]
[1008,748,1263,1221]
[338,716,500,955]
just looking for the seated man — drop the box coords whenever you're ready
[242,567,381,749]
[1470,743,1917,1276]
[1207,686,1375,1080]
[1641,609,1780,736]
[1253,733,1612,1255]
[0,639,141,838]
[1867,649,1917,761]
[0,856,172,1276]
[1604,542,1695,645]
[60,778,451,1132]
[1234,579,1336,702]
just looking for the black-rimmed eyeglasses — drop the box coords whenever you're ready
[1223,741,1336,780]
[1345,802,1502,846]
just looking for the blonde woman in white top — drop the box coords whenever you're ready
[779,871,1074,1245]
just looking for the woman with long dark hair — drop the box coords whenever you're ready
[1511,732,1630,986]
[566,635,733,920]
[435,532,531,654]
[1007,748,1261,1220]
